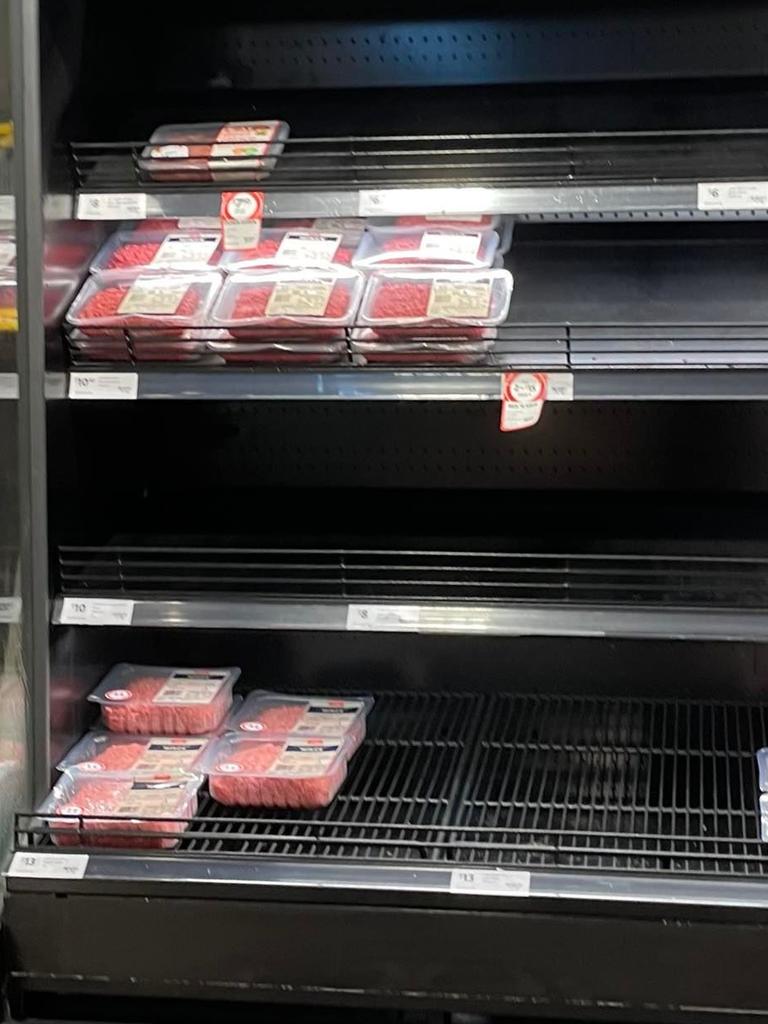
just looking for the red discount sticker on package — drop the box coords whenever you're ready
[220,191,265,250]
[500,372,574,432]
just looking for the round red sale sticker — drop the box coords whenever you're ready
[221,191,264,222]
[503,372,547,404]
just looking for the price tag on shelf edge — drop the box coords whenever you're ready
[78,193,147,220]
[500,372,573,432]
[346,604,422,632]
[8,852,89,880]
[697,181,768,211]
[59,597,135,627]
[220,190,264,250]
[69,372,138,400]
[450,868,531,897]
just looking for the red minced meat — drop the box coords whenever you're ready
[50,776,197,849]
[100,674,231,735]
[366,279,492,323]
[103,238,222,272]
[209,740,348,809]
[75,282,205,337]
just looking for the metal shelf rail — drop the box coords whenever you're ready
[70,129,768,220]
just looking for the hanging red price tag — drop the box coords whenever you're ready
[220,191,264,250]
[500,372,573,432]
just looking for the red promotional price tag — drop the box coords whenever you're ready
[220,191,265,250]
[500,372,548,432]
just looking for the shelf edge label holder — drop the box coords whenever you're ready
[697,182,768,211]
[69,372,139,400]
[8,852,89,880]
[78,193,148,220]
[59,597,135,627]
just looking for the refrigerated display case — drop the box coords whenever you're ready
[9,2,768,1023]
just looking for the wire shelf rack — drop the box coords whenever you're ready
[58,543,768,608]
[17,692,768,877]
[70,129,768,192]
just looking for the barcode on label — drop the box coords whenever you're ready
[8,852,89,880]
[69,372,139,400]
[59,597,135,626]
[78,193,148,220]
[346,604,422,632]
[450,869,531,896]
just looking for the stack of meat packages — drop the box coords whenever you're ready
[40,663,240,848]
[40,667,374,848]
[350,215,514,364]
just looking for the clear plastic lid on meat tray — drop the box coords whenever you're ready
[229,691,373,746]
[207,339,348,364]
[66,272,222,329]
[207,734,350,809]
[91,230,225,276]
[58,730,216,776]
[219,228,359,272]
[89,663,240,735]
[38,772,202,848]
[359,268,513,327]
[139,120,289,181]
[211,268,364,327]
[353,227,499,269]
[352,338,494,365]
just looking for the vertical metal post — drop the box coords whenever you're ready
[11,0,50,802]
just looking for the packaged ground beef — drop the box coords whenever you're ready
[208,734,350,809]
[219,229,358,272]
[90,664,240,735]
[211,269,364,330]
[353,227,499,269]
[359,269,513,327]
[139,120,289,182]
[207,339,348,364]
[228,692,373,755]
[39,772,201,848]
[91,230,224,276]
[66,272,222,334]
[58,731,215,776]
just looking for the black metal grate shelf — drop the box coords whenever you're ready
[58,543,768,609]
[70,129,768,192]
[18,692,768,877]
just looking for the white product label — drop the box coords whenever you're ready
[426,279,491,319]
[178,217,221,229]
[133,737,209,773]
[449,868,531,897]
[499,372,572,432]
[59,597,135,626]
[265,279,332,317]
[419,231,481,261]
[8,852,89,880]
[151,233,220,267]
[210,143,269,158]
[545,373,575,401]
[500,401,543,431]
[697,182,768,211]
[266,740,343,777]
[275,232,342,266]
[0,596,21,623]
[0,240,15,267]
[0,373,19,399]
[115,778,190,817]
[346,604,422,632]
[78,193,147,220]
[215,123,274,145]
[118,277,189,316]
[69,372,139,400]
[152,670,228,705]
[149,145,189,159]
[241,698,364,737]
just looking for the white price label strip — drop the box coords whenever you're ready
[697,182,768,211]
[78,193,148,220]
[0,373,19,400]
[450,868,531,897]
[59,597,135,626]
[347,604,422,632]
[0,597,21,624]
[69,372,138,400]
[8,852,89,880]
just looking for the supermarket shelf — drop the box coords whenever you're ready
[70,129,768,221]
[52,368,768,402]
[49,595,768,641]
